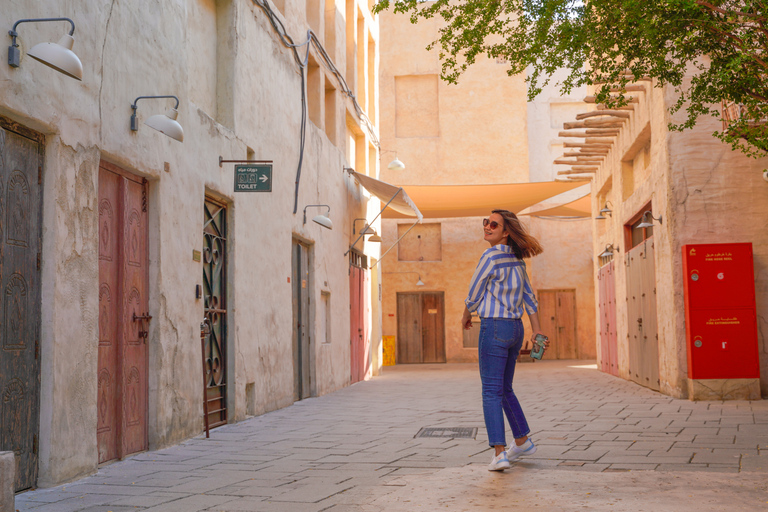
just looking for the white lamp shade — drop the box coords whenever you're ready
[416,278,425,286]
[27,34,83,80]
[367,234,382,243]
[145,108,184,142]
[636,220,654,229]
[387,157,405,171]
[312,214,333,230]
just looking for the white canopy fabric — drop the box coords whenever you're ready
[379,181,585,219]
[522,193,592,218]
[351,171,422,220]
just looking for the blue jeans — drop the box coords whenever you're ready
[478,318,530,447]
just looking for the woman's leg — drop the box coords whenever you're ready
[500,320,531,443]
[478,319,508,455]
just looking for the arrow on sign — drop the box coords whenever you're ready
[259,175,269,182]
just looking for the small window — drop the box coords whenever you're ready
[397,223,442,261]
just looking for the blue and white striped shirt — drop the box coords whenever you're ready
[465,244,538,319]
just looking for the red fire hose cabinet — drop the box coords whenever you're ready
[682,243,761,400]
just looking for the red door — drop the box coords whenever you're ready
[349,258,368,383]
[598,261,618,376]
[98,162,149,463]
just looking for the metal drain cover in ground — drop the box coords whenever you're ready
[414,427,478,439]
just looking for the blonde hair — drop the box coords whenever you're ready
[492,209,544,259]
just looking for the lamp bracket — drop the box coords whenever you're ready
[219,157,273,168]
[130,95,180,132]
[131,95,180,110]
[8,18,76,68]
[303,204,330,224]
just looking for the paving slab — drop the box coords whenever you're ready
[15,361,768,511]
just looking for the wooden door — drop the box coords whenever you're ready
[349,262,368,383]
[626,240,660,390]
[537,290,578,359]
[203,199,228,427]
[421,293,445,363]
[396,293,421,364]
[292,241,311,400]
[0,118,43,491]
[98,161,149,464]
[598,262,619,376]
[396,292,445,364]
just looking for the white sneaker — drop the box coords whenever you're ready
[507,439,537,461]
[488,451,510,471]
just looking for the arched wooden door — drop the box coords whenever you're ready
[0,117,43,491]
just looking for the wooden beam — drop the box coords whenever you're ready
[584,95,639,104]
[558,169,597,175]
[558,129,620,137]
[608,84,646,93]
[575,110,631,120]
[597,104,634,111]
[563,142,611,150]
[584,118,626,128]
[554,158,603,165]
[585,137,617,144]
[570,165,599,171]
[563,120,624,130]
[563,149,608,158]
[561,153,607,158]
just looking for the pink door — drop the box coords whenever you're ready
[98,162,149,463]
[598,261,618,376]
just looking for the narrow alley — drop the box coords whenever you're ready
[15,361,768,512]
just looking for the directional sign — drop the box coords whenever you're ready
[234,164,272,192]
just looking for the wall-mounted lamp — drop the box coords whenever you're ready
[303,205,333,230]
[636,210,662,229]
[383,271,424,286]
[8,17,83,80]
[352,218,382,242]
[131,95,184,142]
[379,149,405,171]
[595,201,613,220]
[598,243,618,258]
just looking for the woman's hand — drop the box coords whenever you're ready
[531,332,550,349]
[461,307,472,330]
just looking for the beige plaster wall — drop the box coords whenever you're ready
[1,0,381,486]
[590,73,768,398]
[378,10,531,364]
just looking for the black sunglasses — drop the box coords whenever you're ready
[483,218,500,230]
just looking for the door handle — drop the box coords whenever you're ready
[133,312,153,341]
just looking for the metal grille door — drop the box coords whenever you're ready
[203,199,227,428]
[0,118,43,491]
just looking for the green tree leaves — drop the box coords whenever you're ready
[375,0,768,157]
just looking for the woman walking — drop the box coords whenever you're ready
[461,209,546,471]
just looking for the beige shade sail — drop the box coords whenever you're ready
[522,193,592,218]
[380,181,586,219]
[352,171,422,220]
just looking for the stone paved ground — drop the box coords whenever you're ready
[15,361,768,511]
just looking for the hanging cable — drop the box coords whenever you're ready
[250,0,379,214]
